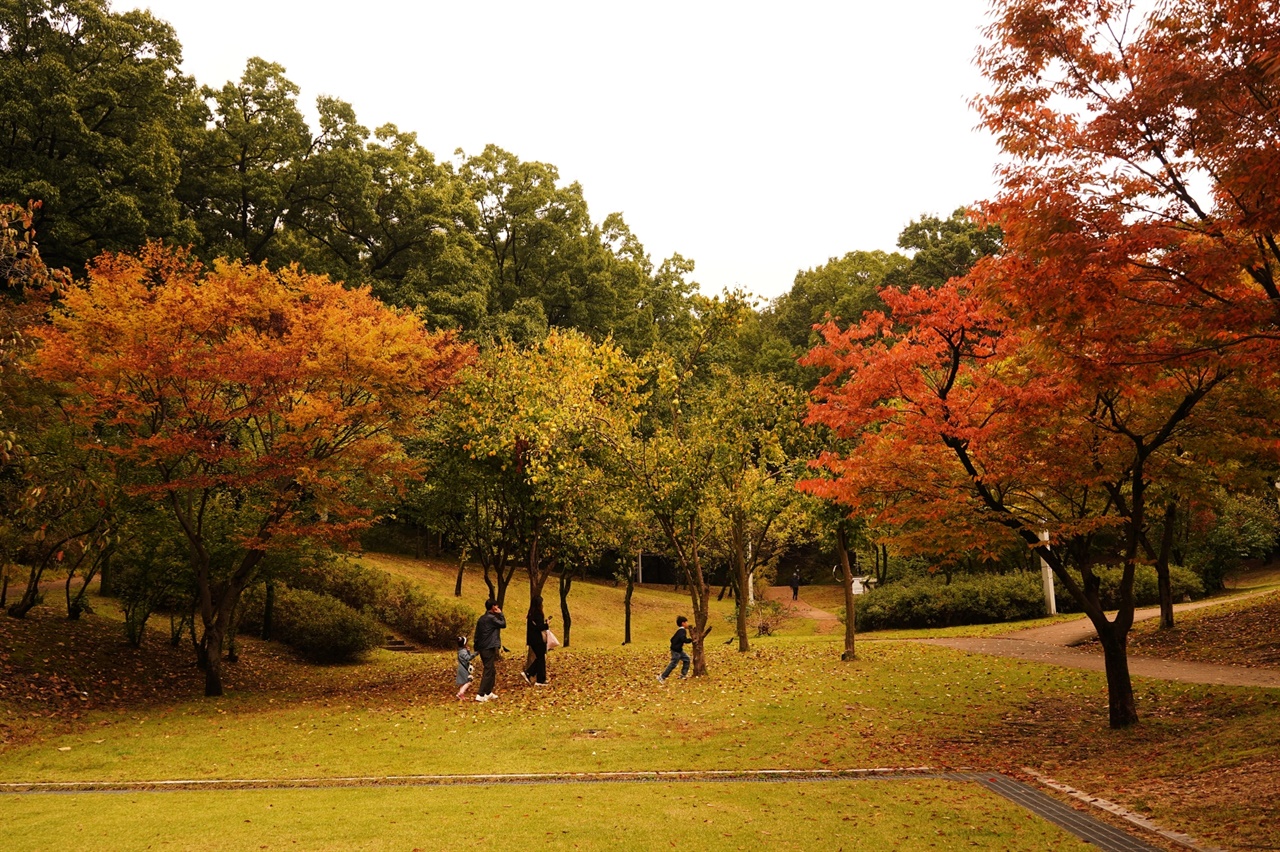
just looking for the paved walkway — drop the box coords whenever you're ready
[919,591,1280,689]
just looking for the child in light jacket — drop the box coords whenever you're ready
[455,636,479,700]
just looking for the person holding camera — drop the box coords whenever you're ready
[473,599,506,702]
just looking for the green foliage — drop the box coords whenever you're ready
[723,598,792,636]
[240,584,383,662]
[883,208,1003,290]
[291,558,474,650]
[1187,492,1280,592]
[373,575,475,650]
[1059,565,1205,612]
[850,573,1048,630]
[113,506,192,647]
[851,564,1207,630]
[0,0,199,270]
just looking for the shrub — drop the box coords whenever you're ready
[375,576,474,648]
[723,599,793,636]
[289,558,474,650]
[1057,563,1204,611]
[291,557,385,614]
[241,585,383,662]
[849,572,1048,631]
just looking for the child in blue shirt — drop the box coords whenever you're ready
[658,616,695,682]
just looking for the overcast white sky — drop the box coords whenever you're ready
[121,0,1002,301]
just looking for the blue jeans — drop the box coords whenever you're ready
[661,650,691,679]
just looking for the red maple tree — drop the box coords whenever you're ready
[804,0,1280,728]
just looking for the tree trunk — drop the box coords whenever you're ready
[835,527,857,661]
[1096,621,1139,728]
[558,571,573,648]
[623,570,634,645]
[262,579,275,641]
[8,562,45,618]
[454,558,465,598]
[99,549,116,597]
[731,518,750,652]
[1156,501,1177,630]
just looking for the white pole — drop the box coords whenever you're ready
[1038,529,1057,615]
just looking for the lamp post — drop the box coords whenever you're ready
[1039,529,1057,615]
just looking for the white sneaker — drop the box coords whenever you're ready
[519,671,530,685]
[533,681,548,687]
[657,675,666,683]
[475,694,488,702]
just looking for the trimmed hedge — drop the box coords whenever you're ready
[846,563,1205,631]
[849,572,1046,630]
[240,585,383,662]
[291,558,474,649]
[1067,564,1204,611]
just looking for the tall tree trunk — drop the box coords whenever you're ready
[731,517,750,652]
[622,568,634,645]
[558,570,574,648]
[688,550,712,677]
[262,579,275,641]
[1156,501,1177,630]
[835,526,857,661]
[454,557,465,598]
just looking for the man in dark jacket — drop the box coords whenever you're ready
[473,599,506,701]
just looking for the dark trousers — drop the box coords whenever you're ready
[478,647,499,696]
[661,650,691,679]
[524,648,547,684]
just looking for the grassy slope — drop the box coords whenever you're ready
[1,554,1278,850]
[354,552,735,649]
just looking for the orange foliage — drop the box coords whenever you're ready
[36,244,473,547]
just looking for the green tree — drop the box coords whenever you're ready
[0,0,199,270]
[178,57,318,263]
[413,330,640,612]
[704,371,813,652]
[458,145,685,353]
[884,208,1003,290]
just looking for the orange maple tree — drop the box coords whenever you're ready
[35,245,473,696]
[804,0,1280,728]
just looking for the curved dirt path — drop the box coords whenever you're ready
[763,585,841,633]
[772,585,1280,689]
[919,591,1280,689]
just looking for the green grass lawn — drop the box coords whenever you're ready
[2,554,1278,850]
[0,780,1092,852]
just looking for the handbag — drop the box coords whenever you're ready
[543,628,560,650]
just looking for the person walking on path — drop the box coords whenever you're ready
[473,599,506,701]
[789,571,801,601]
[455,636,479,701]
[658,616,694,682]
[521,595,551,686]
